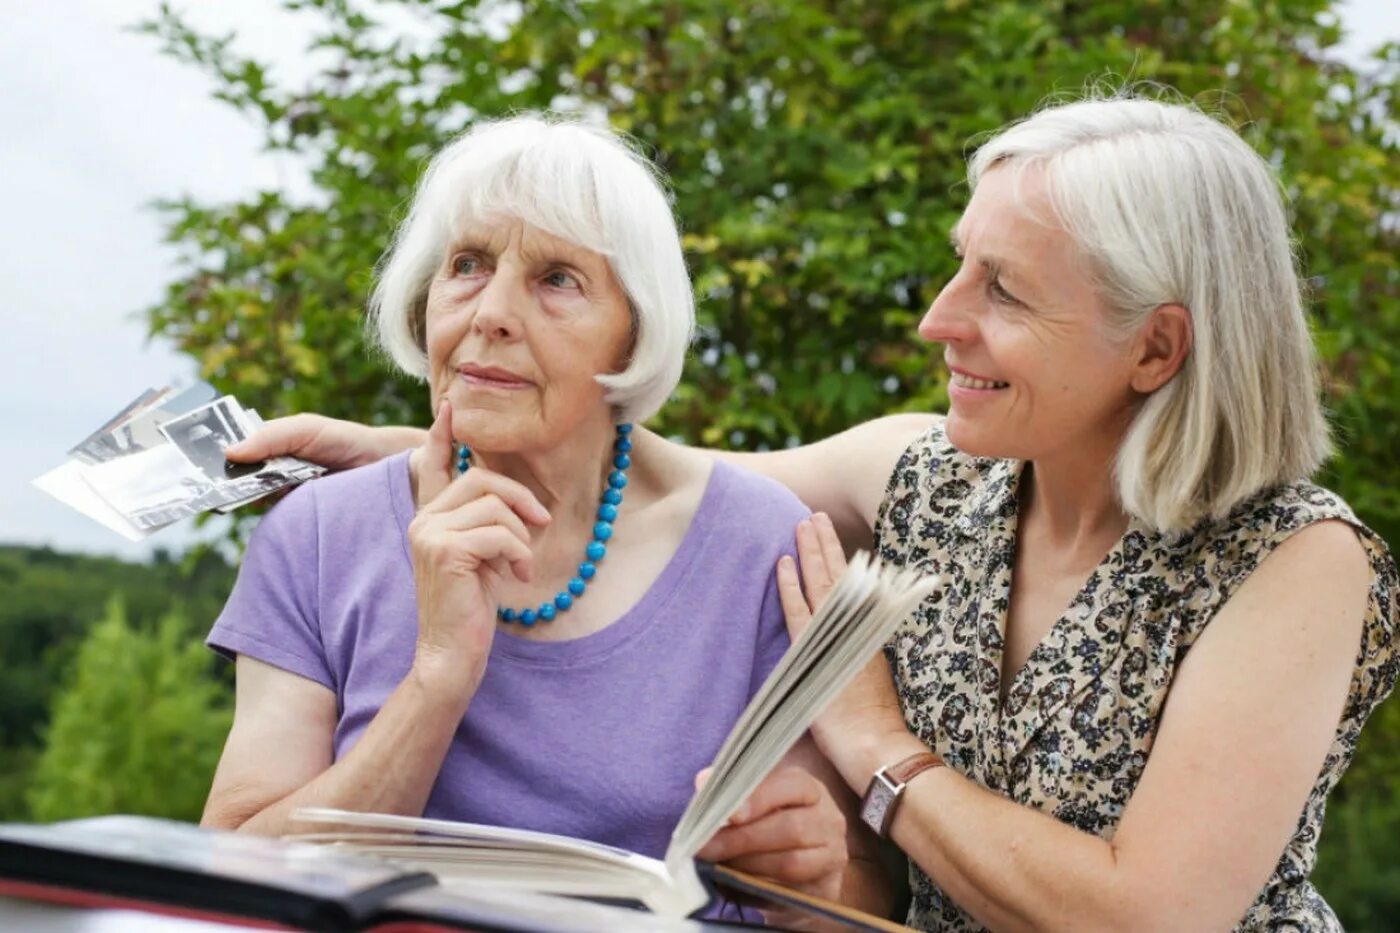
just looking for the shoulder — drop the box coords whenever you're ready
[875,417,1005,556]
[249,453,407,551]
[709,458,811,529]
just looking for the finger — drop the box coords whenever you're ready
[727,767,823,826]
[795,519,833,611]
[710,846,843,888]
[426,466,551,526]
[418,525,536,583]
[776,556,814,639]
[435,493,533,546]
[811,512,849,580]
[416,400,457,504]
[697,806,840,864]
[694,767,714,791]
[224,413,324,462]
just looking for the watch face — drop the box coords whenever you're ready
[860,777,897,837]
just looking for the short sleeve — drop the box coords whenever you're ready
[207,483,334,691]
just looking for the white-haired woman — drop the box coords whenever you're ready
[231,95,1397,930]
[201,116,889,920]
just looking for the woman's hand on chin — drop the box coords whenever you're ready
[408,401,551,700]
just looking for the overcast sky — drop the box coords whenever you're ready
[2,0,1396,561]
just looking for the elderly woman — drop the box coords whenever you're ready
[201,115,883,918]
[232,95,1397,930]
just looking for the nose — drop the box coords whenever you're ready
[918,269,978,346]
[471,267,527,341]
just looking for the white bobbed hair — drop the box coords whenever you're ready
[969,92,1331,533]
[369,114,694,424]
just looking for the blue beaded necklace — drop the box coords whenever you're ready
[456,423,633,626]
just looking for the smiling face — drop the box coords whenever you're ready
[919,165,1144,465]
[423,217,634,453]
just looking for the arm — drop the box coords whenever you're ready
[202,655,475,835]
[709,413,938,552]
[227,412,937,554]
[207,404,549,836]
[791,516,1372,931]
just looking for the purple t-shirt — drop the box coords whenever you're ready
[209,452,808,860]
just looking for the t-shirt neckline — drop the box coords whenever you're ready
[387,450,729,667]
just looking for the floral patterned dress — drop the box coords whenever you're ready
[874,423,1398,931]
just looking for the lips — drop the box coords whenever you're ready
[458,363,534,389]
[948,366,1009,390]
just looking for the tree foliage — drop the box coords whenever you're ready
[0,545,233,819]
[138,0,1399,544]
[26,598,232,823]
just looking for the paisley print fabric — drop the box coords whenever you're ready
[874,422,1398,931]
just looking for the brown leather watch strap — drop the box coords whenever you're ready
[885,751,945,788]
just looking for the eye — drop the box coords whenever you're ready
[989,277,1021,306]
[542,268,581,290]
[452,254,484,276]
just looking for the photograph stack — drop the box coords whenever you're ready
[33,383,324,540]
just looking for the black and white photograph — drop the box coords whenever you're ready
[159,396,261,482]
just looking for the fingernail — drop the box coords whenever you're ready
[731,804,750,824]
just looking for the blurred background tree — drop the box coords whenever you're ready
[7,0,1397,927]
[26,597,232,822]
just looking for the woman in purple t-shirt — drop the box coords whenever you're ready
[202,115,892,918]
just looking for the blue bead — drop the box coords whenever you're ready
[598,503,618,522]
[603,488,623,505]
[614,437,633,453]
[617,423,633,434]
[594,522,613,541]
[613,453,631,470]
[555,592,573,611]
[520,608,538,626]
[579,561,597,579]
[608,471,628,489]
[586,541,606,561]
[539,603,557,622]
[500,607,517,623]
[568,577,587,596]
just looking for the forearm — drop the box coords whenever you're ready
[835,733,1130,933]
[233,671,471,836]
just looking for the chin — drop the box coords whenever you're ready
[943,411,1023,462]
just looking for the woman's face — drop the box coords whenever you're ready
[919,166,1143,464]
[423,218,633,453]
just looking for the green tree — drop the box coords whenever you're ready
[0,545,233,819]
[138,0,1399,544]
[26,597,232,822]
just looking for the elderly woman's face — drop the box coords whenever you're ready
[920,166,1141,463]
[423,219,632,452]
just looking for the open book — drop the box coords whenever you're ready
[291,551,937,923]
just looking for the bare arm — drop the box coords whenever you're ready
[708,413,938,552]
[789,517,1372,931]
[202,656,473,835]
[227,412,938,554]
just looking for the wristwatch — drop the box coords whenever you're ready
[860,751,945,838]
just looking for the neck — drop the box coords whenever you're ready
[1023,430,1130,555]
[472,418,620,527]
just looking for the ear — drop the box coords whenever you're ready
[1130,303,1192,394]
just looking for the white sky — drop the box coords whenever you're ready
[2,0,1396,560]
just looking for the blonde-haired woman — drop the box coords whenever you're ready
[233,93,1397,930]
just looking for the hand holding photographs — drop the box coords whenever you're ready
[33,384,325,540]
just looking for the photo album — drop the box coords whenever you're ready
[31,382,324,540]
